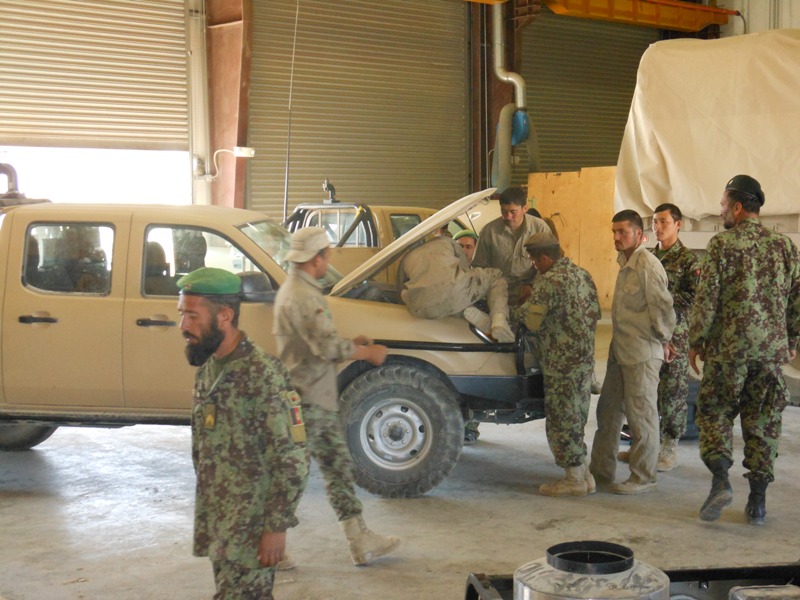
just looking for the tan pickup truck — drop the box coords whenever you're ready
[0,178,545,498]
[284,201,441,283]
[282,181,499,283]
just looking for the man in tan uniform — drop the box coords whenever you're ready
[590,210,676,495]
[273,227,400,566]
[472,186,551,306]
[400,234,515,342]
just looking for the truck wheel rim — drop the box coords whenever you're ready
[359,398,432,471]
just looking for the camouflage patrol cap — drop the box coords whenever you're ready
[177,267,241,296]
[725,174,765,206]
[285,227,330,263]
[524,231,560,251]
[453,229,478,242]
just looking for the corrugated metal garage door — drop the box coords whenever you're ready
[513,7,658,182]
[248,0,469,219]
[0,0,188,150]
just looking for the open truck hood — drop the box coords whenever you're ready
[331,188,495,297]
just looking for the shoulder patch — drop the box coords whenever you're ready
[283,390,306,444]
[283,390,302,406]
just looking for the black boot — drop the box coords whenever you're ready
[745,479,768,526]
[699,458,733,522]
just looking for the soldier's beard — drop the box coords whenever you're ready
[184,320,224,366]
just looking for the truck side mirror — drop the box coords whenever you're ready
[238,271,276,303]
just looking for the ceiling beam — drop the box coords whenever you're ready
[544,0,737,32]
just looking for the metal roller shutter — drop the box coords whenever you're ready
[0,0,188,150]
[249,0,469,219]
[514,7,658,181]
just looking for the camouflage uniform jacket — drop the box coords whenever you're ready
[191,334,309,567]
[612,244,676,365]
[472,214,550,292]
[689,218,800,362]
[651,239,699,341]
[523,256,601,374]
[273,267,354,411]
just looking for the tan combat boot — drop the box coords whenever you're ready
[463,307,491,333]
[617,449,630,463]
[584,459,596,495]
[539,465,590,497]
[657,437,679,472]
[490,313,515,343]
[276,553,295,571]
[340,515,400,566]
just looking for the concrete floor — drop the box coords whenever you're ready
[3,324,800,599]
[4,413,800,600]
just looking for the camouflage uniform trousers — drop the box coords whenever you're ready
[543,363,593,468]
[303,403,363,521]
[697,359,789,482]
[212,560,275,600]
[657,319,690,440]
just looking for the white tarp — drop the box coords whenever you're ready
[615,29,800,219]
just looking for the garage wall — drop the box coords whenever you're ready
[247,0,470,220]
[512,7,658,183]
[721,0,800,34]
[0,0,189,150]
[530,167,618,311]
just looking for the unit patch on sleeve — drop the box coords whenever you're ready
[283,390,306,444]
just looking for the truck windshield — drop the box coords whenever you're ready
[238,219,343,289]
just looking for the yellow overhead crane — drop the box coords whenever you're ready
[465,0,738,33]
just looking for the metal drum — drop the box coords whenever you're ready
[514,541,670,600]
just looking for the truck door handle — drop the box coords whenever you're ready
[136,318,177,327]
[19,315,58,324]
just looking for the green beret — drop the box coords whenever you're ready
[453,229,478,242]
[177,267,241,296]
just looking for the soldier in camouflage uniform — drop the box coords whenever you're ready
[689,175,800,526]
[177,267,309,600]
[651,204,699,470]
[273,227,401,565]
[518,232,601,497]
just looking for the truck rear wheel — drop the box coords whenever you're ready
[0,423,58,450]
[340,365,463,498]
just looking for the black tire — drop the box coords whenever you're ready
[0,423,58,451]
[340,365,464,498]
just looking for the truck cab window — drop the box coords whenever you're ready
[24,224,114,294]
[389,214,422,239]
[144,226,272,297]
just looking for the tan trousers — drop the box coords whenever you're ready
[590,351,662,485]
[403,267,508,320]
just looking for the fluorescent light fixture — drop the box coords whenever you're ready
[233,146,255,158]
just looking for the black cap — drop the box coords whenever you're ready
[725,174,765,206]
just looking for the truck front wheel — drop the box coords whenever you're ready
[340,365,463,498]
[0,423,58,451]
